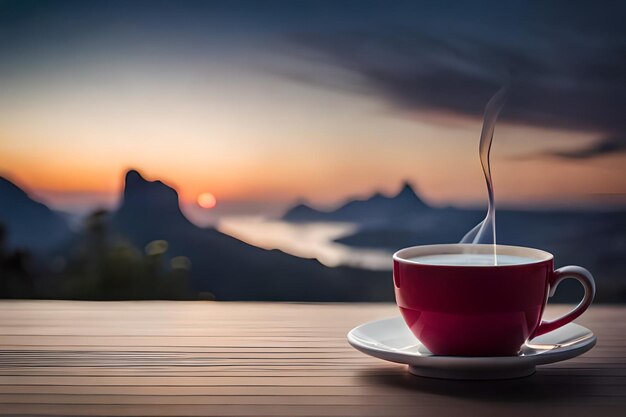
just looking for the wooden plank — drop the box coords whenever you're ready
[0,301,625,416]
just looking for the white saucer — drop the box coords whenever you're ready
[347,316,596,380]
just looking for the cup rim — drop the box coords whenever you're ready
[393,243,553,267]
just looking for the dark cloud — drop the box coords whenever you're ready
[283,2,626,158]
[290,29,626,132]
[539,136,626,160]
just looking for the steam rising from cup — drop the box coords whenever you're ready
[460,83,510,264]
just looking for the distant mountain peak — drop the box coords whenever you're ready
[0,176,30,199]
[122,169,178,204]
[283,179,429,222]
[369,191,386,201]
[116,169,192,231]
[0,176,70,250]
[399,180,415,194]
[290,202,311,211]
[124,169,143,184]
[395,180,423,202]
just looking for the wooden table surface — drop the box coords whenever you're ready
[0,301,624,416]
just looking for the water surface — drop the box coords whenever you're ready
[217,217,392,270]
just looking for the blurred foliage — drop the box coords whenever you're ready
[59,210,192,300]
[0,211,197,300]
[0,224,36,298]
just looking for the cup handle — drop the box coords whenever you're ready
[533,266,596,337]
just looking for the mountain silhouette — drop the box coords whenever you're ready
[115,170,196,234]
[283,180,428,223]
[0,176,70,250]
[112,169,390,301]
[281,177,626,302]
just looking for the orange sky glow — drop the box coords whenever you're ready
[1,36,625,215]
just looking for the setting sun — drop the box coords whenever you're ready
[197,192,217,209]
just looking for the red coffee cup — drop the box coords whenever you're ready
[393,244,595,356]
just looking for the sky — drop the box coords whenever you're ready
[1,0,625,222]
